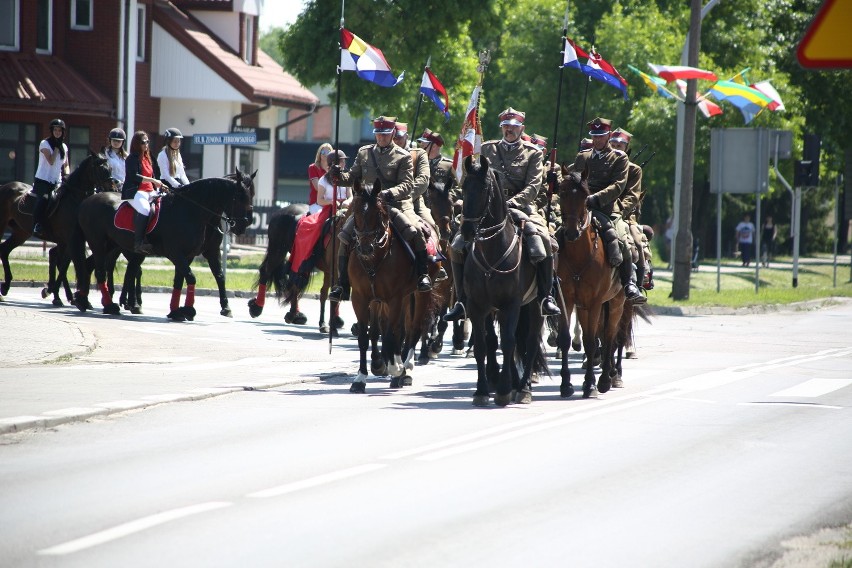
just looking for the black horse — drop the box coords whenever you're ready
[0,152,113,303]
[72,169,255,320]
[460,155,548,407]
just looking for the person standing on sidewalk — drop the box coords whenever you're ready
[735,213,756,267]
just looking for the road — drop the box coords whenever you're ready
[1,289,851,567]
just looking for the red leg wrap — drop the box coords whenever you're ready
[186,284,195,308]
[99,282,111,307]
[170,288,181,311]
[255,284,266,307]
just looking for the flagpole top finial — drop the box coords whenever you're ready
[477,50,491,74]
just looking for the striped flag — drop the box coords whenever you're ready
[452,85,482,182]
[339,29,404,88]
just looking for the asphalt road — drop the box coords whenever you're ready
[1,289,851,567]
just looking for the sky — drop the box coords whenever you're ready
[259,0,307,32]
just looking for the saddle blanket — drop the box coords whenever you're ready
[114,200,161,234]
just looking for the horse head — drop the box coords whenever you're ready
[558,165,591,242]
[66,150,113,197]
[226,168,256,235]
[353,178,389,257]
[461,154,503,242]
[427,178,455,243]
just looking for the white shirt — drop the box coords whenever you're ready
[157,148,189,187]
[106,148,126,184]
[35,139,68,184]
[318,174,348,203]
[736,221,755,244]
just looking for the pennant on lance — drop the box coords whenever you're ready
[339,28,404,87]
[420,67,450,120]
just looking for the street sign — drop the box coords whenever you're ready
[192,132,257,145]
[231,126,270,151]
[710,128,770,194]
[796,0,852,69]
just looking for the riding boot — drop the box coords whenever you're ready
[599,219,623,267]
[414,250,432,292]
[643,266,655,290]
[443,261,466,321]
[431,256,448,282]
[620,257,647,304]
[133,212,154,255]
[536,260,561,316]
[329,244,350,302]
[32,196,48,236]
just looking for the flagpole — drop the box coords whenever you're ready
[547,3,570,226]
[330,4,345,354]
[410,56,430,146]
[577,75,591,146]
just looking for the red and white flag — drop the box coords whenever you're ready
[452,85,482,182]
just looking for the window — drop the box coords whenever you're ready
[243,15,255,65]
[70,0,92,30]
[66,126,90,170]
[0,0,19,50]
[136,5,146,61]
[0,122,37,184]
[36,0,52,53]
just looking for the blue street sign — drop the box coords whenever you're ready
[192,132,257,145]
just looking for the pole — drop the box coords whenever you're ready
[577,76,591,146]
[716,189,722,293]
[833,174,841,287]
[548,4,570,226]
[410,56,430,145]
[330,4,345,353]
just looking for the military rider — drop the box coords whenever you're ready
[444,107,561,321]
[329,116,433,302]
[572,117,646,304]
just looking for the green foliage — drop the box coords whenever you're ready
[259,27,286,67]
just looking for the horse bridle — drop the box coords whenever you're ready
[171,178,250,232]
[463,168,522,277]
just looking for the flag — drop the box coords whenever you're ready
[339,28,404,88]
[674,80,724,118]
[420,67,450,120]
[729,68,751,85]
[563,38,628,99]
[648,63,718,83]
[709,80,774,125]
[452,85,482,182]
[751,80,784,112]
[627,64,680,100]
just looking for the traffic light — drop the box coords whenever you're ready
[798,133,820,186]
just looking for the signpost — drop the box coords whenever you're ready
[192,132,257,145]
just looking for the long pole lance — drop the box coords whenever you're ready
[410,55,430,146]
[547,2,570,227]
[330,3,345,353]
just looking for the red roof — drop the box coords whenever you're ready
[0,52,113,116]
[153,1,319,109]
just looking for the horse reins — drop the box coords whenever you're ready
[169,178,248,231]
[465,170,523,278]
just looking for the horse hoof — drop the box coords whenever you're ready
[428,350,438,359]
[331,315,345,329]
[571,339,581,352]
[494,393,512,407]
[625,350,637,359]
[452,348,464,356]
[292,312,308,325]
[582,381,597,399]
[417,355,429,366]
[514,391,532,404]
[103,303,121,315]
[430,341,443,355]
[167,309,186,322]
[0,282,9,296]
[131,307,143,315]
[472,395,490,407]
[401,376,413,387]
[247,299,263,318]
[220,307,233,318]
[319,324,330,334]
[371,362,387,377]
[41,287,49,299]
[597,378,611,394]
[351,323,359,337]
[183,307,196,322]
[531,373,539,384]
[52,298,64,307]
[390,377,402,389]
[350,381,366,394]
[612,375,624,388]
[560,384,575,398]
[547,330,558,347]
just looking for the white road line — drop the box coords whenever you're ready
[769,378,852,398]
[37,501,232,556]
[246,463,386,498]
[738,402,842,410]
[122,326,177,336]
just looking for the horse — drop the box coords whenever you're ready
[72,169,255,320]
[459,155,548,407]
[347,179,436,393]
[554,168,626,398]
[0,152,113,303]
[247,204,345,334]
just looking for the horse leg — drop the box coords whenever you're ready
[204,247,232,317]
[94,255,120,315]
[349,294,370,393]
[43,246,62,306]
[167,261,193,322]
[514,305,543,405]
[580,307,600,398]
[319,276,329,333]
[284,295,308,325]
[485,314,500,392]
[0,229,28,297]
[369,304,387,376]
[571,308,582,351]
[494,307,519,407]
[470,314,491,407]
[558,310,575,398]
[330,300,344,330]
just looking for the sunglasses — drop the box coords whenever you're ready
[141,140,149,144]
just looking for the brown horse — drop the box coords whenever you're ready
[347,179,435,393]
[0,152,113,302]
[555,168,625,398]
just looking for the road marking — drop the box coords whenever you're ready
[37,501,232,556]
[122,326,177,336]
[738,402,842,410]
[246,463,386,498]
[769,378,852,398]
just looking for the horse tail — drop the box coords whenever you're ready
[618,301,653,349]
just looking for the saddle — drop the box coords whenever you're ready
[391,221,443,263]
[19,186,62,217]
[114,199,161,234]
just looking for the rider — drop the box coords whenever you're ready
[572,118,645,304]
[104,128,128,191]
[395,121,447,281]
[157,128,190,189]
[328,115,432,302]
[445,107,561,321]
[122,131,164,254]
[417,128,461,219]
[32,118,70,236]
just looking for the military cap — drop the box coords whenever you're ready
[587,117,613,136]
[530,133,548,148]
[610,128,633,145]
[372,116,397,134]
[499,107,526,127]
[521,133,532,142]
[394,122,408,137]
[417,128,444,147]
[579,138,593,150]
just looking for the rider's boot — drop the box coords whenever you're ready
[329,244,350,302]
[620,256,647,305]
[133,211,154,255]
[537,259,561,316]
[643,266,655,290]
[431,256,448,282]
[599,218,623,267]
[31,196,47,236]
[443,261,466,321]
[414,250,432,292]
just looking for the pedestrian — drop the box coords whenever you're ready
[329,115,432,302]
[122,131,163,254]
[31,118,70,236]
[571,117,645,304]
[761,215,777,264]
[664,216,674,269]
[735,213,756,267]
[104,127,128,191]
[445,106,560,321]
[308,143,333,215]
[157,128,189,189]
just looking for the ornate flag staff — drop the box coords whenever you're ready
[330,1,346,353]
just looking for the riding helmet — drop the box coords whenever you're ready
[109,128,127,141]
[49,118,66,130]
[163,127,183,140]
[326,150,347,167]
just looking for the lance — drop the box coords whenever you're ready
[631,143,649,163]
[409,56,430,148]
[547,3,571,228]
[330,3,345,354]
[639,151,656,170]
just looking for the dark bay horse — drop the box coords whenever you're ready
[460,155,547,407]
[348,180,436,393]
[0,152,113,303]
[555,168,625,398]
[73,169,255,321]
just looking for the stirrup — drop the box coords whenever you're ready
[330,285,349,302]
[540,296,561,317]
[417,275,432,292]
[624,283,647,305]
[443,301,466,322]
[434,267,448,282]
[32,223,44,237]
[134,243,154,255]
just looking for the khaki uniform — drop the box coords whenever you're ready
[408,147,437,236]
[480,139,545,228]
[623,162,652,270]
[430,155,458,201]
[336,143,426,251]
[572,146,633,253]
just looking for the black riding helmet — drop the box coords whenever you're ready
[326,150,347,168]
[163,127,183,140]
[108,128,126,141]
[49,118,66,131]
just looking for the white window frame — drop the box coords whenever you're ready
[70,0,93,31]
[136,4,146,62]
[0,0,21,51]
[36,0,53,54]
[243,15,255,65]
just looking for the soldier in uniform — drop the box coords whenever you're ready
[609,128,653,291]
[444,107,561,321]
[329,116,432,302]
[572,118,645,304]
